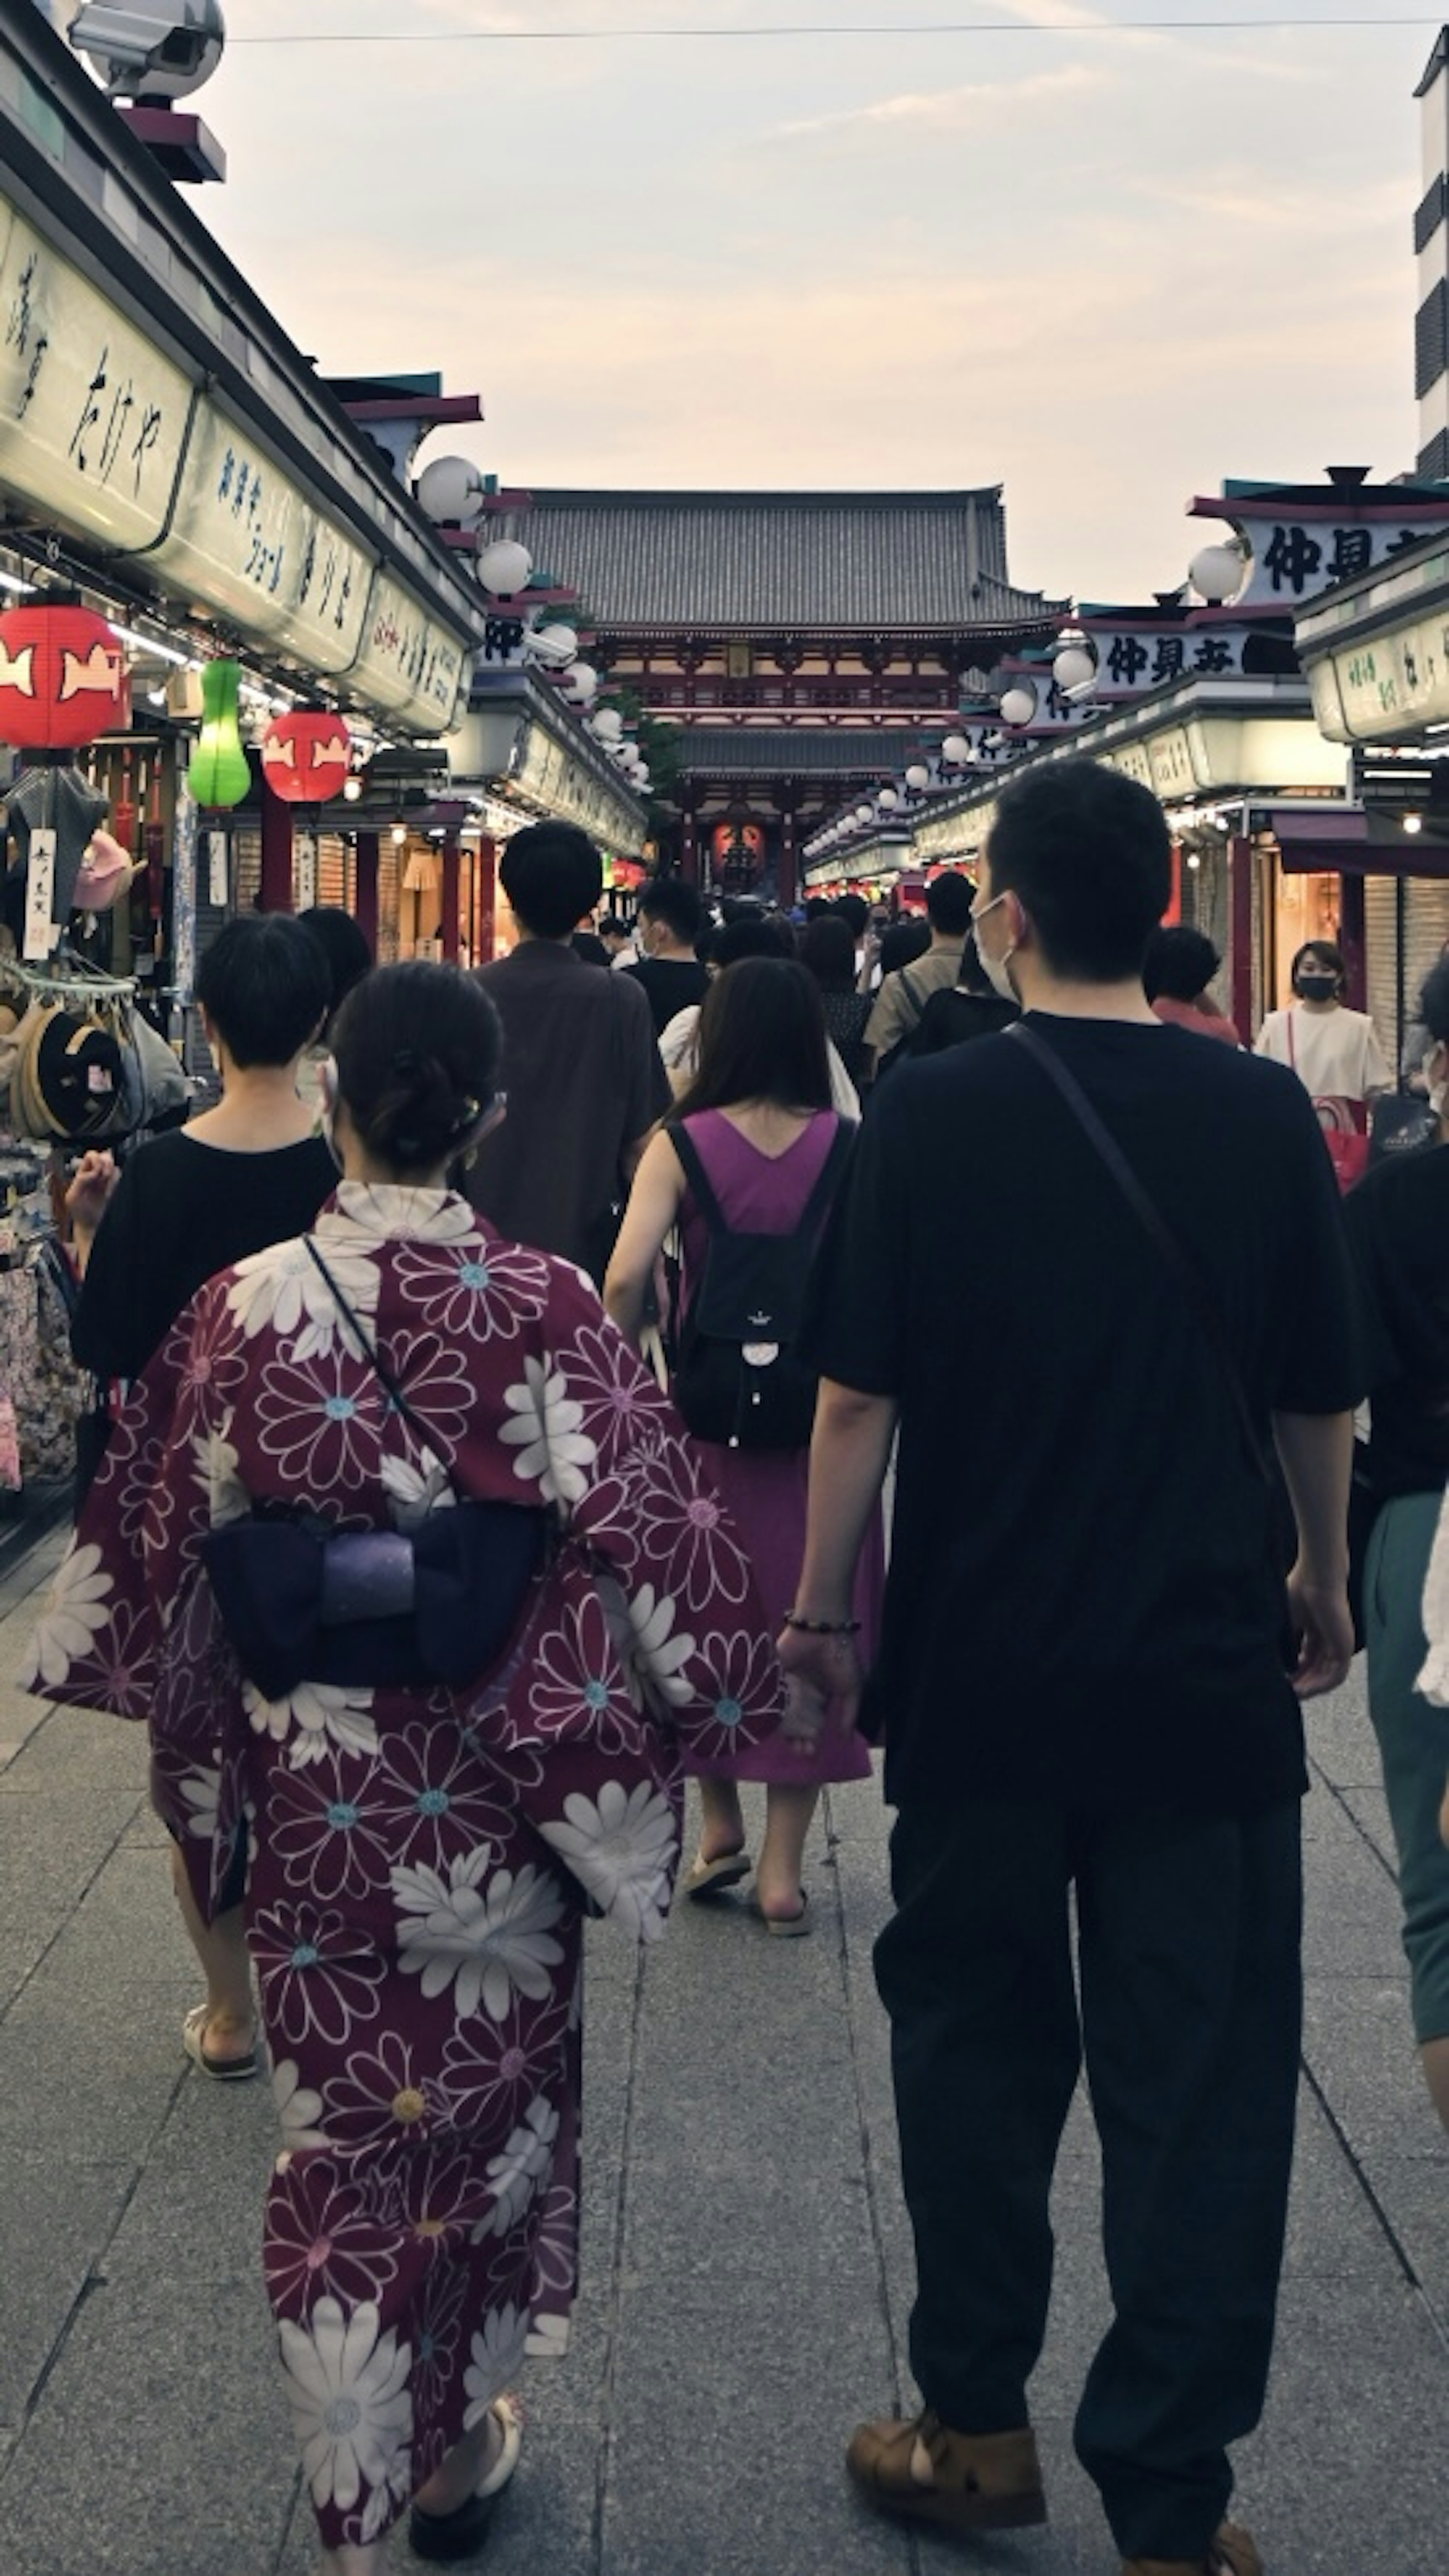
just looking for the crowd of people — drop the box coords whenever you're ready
[21,761,1449,2576]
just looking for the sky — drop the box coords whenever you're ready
[155,2,1443,607]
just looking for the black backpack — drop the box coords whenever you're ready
[669,1117,854,1451]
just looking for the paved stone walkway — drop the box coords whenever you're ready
[2,1525,1445,2576]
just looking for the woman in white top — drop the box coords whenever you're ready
[1255,939,1392,1102]
[1255,940,1391,1190]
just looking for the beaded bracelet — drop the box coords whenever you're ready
[782,1612,861,1636]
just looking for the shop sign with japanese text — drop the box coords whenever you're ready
[157,399,374,673]
[1227,515,1449,612]
[0,190,189,553]
[351,571,471,732]
[1084,626,1252,693]
[1310,616,1449,741]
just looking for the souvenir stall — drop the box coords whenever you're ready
[0,594,188,1511]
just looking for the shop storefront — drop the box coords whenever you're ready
[1296,531,1449,1064]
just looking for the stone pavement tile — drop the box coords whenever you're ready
[1304,1659,1383,1791]
[0,2266,297,2576]
[1301,1978,1449,2168]
[1364,2155,1449,2325]
[1300,1783,1411,1975]
[1338,1782,1399,1877]
[0,1701,149,1798]
[0,1789,145,2017]
[1237,2274,1449,2576]
[0,2151,137,2433]
[100,2072,278,2292]
[0,1847,192,2157]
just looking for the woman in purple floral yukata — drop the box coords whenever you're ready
[25,961,788,2576]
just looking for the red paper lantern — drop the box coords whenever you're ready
[0,596,127,751]
[260,709,352,804]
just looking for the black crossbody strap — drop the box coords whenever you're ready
[1005,1022,1275,1489]
[304,1237,452,1480]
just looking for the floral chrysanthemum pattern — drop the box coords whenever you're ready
[23,1185,788,2555]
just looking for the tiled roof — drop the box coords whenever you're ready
[671,727,938,778]
[494,490,1059,631]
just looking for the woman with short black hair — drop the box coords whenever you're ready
[28,958,785,2576]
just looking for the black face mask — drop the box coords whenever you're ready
[1294,973,1339,1003]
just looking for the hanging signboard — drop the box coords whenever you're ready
[1305,616,1449,742]
[350,570,472,733]
[152,398,374,675]
[1208,512,1449,613]
[0,192,191,555]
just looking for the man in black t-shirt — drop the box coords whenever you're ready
[783,759,1360,2576]
[623,875,709,1034]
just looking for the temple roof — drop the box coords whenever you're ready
[492,490,1060,632]
[665,727,938,778]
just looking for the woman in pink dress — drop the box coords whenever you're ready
[25,961,788,2576]
[605,956,882,1932]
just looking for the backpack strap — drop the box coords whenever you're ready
[799,1115,854,1232]
[668,1118,730,1240]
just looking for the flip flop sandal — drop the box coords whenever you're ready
[181,2003,258,2083]
[410,2395,524,2564]
[746,1889,813,1939]
[681,1849,752,1900]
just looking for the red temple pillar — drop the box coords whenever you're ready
[354,831,380,955]
[1228,835,1255,1042]
[1338,871,1367,1012]
[441,827,461,964]
[259,786,293,911]
[475,835,497,963]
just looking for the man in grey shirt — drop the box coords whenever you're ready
[466,823,668,1281]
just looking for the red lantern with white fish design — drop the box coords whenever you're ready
[0,596,127,751]
[260,710,352,804]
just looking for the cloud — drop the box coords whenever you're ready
[773,61,1107,144]
[1134,172,1405,237]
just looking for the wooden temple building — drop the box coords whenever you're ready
[491,488,1064,900]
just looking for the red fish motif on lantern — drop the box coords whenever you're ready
[0,598,127,751]
[260,709,352,804]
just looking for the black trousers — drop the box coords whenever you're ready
[875,1797,1302,2561]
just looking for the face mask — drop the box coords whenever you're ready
[1294,972,1339,1004]
[971,893,1019,1004]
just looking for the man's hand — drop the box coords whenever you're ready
[64,1150,118,1240]
[1285,1566,1355,1701]
[775,1623,864,1745]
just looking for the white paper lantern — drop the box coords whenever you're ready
[415,456,486,526]
[528,622,578,670]
[1052,642,1098,695]
[999,685,1038,728]
[1188,541,1245,605]
[477,537,533,598]
[941,733,970,765]
[905,764,930,792]
[592,707,625,742]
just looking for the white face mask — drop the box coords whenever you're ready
[971,891,1019,1004]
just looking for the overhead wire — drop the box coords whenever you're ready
[227,17,1442,46]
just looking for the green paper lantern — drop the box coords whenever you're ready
[189,659,251,809]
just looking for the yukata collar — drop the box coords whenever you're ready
[318,1182,477,1246]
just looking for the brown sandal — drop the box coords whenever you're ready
[847,2410,1046,2533]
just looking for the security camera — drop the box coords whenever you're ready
[69,1,226,104]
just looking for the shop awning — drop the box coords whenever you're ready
[1271,806,1449,878]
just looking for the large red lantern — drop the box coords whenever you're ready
[260,709,352,804]
[0,595,127,751]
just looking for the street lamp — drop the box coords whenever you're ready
[941,732,970,765]
[415,455,488,527]
[592,707,625,744]
[999,685,1037,728]
[477,537,533,599]
[527,622,578,671]
[877,786,900,812]
[1188,539,1245,605]
[1052,630,1098,696]
[905,764,931,793]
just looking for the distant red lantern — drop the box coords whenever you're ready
[260,709,352,804]
[0,595,127,752]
